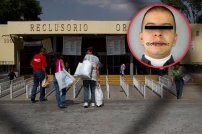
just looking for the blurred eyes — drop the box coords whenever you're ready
[145,25,173,30]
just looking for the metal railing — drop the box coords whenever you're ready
[73,78,83,98]
[120,76,129,98]
[133,76,146,99]
[159,76,176,96]
[45,80,55,97]
[0,77,10,83]
[25,77,33,84]
[152,80,163,98]
[145,77,163,98]
[11,76,24,84]
[106,75,110,99]
[0,81,11,97]
[10,80,26,99]
[26,80,55,99]
[145,77,153,89]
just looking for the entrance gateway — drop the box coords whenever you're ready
[6,21,160,75]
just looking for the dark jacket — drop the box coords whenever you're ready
[141,55,174,66]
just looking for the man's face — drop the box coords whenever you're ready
[139,10,177,59]
[41,51,47,55]
[87,50,93,54]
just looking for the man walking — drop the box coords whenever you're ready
[83,47,100,108]
[30,48,47,103]
[171,63,184,99]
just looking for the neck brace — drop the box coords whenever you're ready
[145,54,172,66]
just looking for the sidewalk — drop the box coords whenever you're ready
[0,100,202,134]
[0,83,202,133]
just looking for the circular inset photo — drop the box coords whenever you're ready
[127,4,191,68]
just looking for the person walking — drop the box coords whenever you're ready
[171,63,184,99]
[83,47,100,108]
[120,63,125,76]
[53,54,67,108]
[8,69,16,80]
[30,48,47,103]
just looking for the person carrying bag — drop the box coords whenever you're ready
[55,58,75,91]
[54,55,74,108]
[81,47,100,108]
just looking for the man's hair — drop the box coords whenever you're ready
[87,46,94,53]
[40,47,47,53]
[141,6,176,32]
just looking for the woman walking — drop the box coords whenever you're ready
[53,54,67,108]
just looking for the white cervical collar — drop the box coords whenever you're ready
[145,54,172,66]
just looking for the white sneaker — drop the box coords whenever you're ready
[83,102,88,108]
[91,103,95,107]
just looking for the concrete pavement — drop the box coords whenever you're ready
[0,100,202,134]
[0,84,202,134]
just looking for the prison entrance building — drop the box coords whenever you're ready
[0,21,202,76]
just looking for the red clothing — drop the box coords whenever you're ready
[55,59,64,72]
[31,53,47,70]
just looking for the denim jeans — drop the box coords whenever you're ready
[54,77,67,107]
[175,79,184,98]
[83,80,96,103]
[31,70,45,101]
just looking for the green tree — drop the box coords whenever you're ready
[0,0,42,24]
[196,14,202,23]
[161,0,202,23]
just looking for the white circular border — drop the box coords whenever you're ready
[127,4,191,68]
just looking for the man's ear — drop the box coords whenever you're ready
[139,32,144,45]
[172,33,177,46]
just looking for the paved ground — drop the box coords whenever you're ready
[0,100,202,134]
[0,84,202,134]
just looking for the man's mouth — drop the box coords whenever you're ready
[146,42,169,46]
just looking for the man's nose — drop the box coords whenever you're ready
[153,30,163,37]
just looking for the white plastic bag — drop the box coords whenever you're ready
[55,61,75,90]
[74,60,93,79]
[95,84,103,107]
[183,74,192,82]
[74,62,83,76]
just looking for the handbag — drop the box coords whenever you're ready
[95,84,103,107]
[74,60,93,79]
[55,60,75,90]
[42,78,50,88]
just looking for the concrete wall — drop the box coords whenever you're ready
[0,25,14,65]
[182,24,202,64]
[1,21,202,66]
